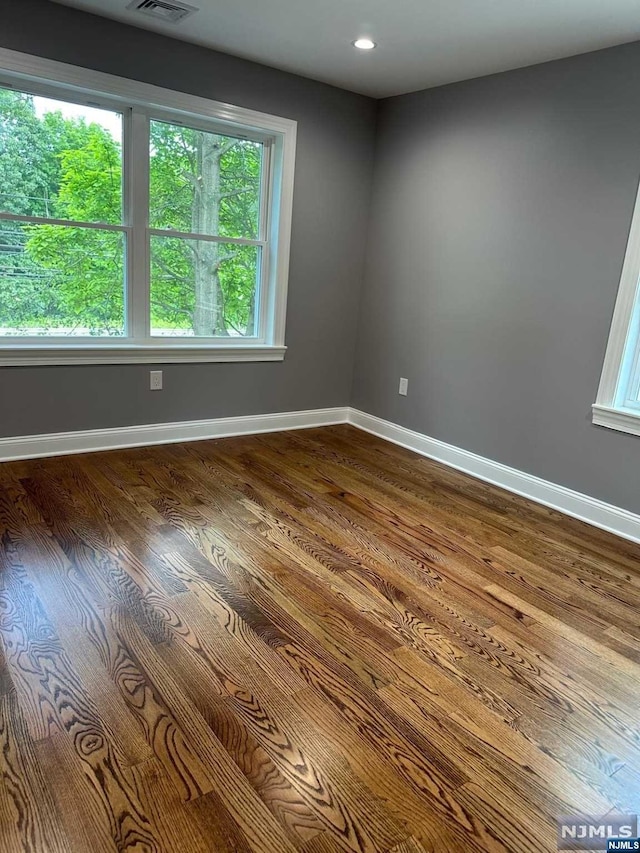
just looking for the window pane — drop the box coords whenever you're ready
[0,86,123,223]
[150,236,260,337]
[0,221,125,336]
[149,119,262,239]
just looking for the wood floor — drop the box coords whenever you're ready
[1,424,639,852]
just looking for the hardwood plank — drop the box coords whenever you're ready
[388,840,430,853]
[127,757,244,853]
[0,425,638,852]
[34,733,120,853]
[152,600,406,852]
[0,693,69,853]
[110,605,301,853]
[156,638,327,847]
[302,833,348,853]
[0,554,162,851]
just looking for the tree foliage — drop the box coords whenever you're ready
[0,89,262,336]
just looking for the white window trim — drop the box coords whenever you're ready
[0,48,297,366]
[593,173,640,436]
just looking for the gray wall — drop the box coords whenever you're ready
[352,42,640,513]
[0,0,376,436]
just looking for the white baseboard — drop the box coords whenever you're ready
[1,404,638,545]
[348,408,640,545]
[0,407,349,462]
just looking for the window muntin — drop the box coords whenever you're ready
[0,72,287,354]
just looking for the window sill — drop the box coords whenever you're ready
[0,344,287,367]
[592,403,640,437]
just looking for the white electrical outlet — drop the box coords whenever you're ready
[399,377,408,396]
[150,370,163,391]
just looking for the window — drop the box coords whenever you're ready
[0,90,126,338]
[0,50,296,364]
[593,177,640,437]
[148,119,264,339]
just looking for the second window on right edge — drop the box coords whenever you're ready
[593,181,640,434]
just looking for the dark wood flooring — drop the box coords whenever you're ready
[1,424,639,852]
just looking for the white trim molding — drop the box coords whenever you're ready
[592,403,640,438]
[0,48,297,136]
[0,407,349,462]
[1,405,638,545]
[0,344,286,366]
[349,409,640,545]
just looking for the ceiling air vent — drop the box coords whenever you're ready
[127,0,198,24]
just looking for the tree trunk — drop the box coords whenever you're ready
[192,133,229,336]
[246,288,256,336]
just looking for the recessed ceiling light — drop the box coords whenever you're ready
[352,38,377,50]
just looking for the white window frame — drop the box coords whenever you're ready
[0,48,296,365]
[593,176,640,437]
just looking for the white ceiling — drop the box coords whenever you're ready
[51,0,640,98]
